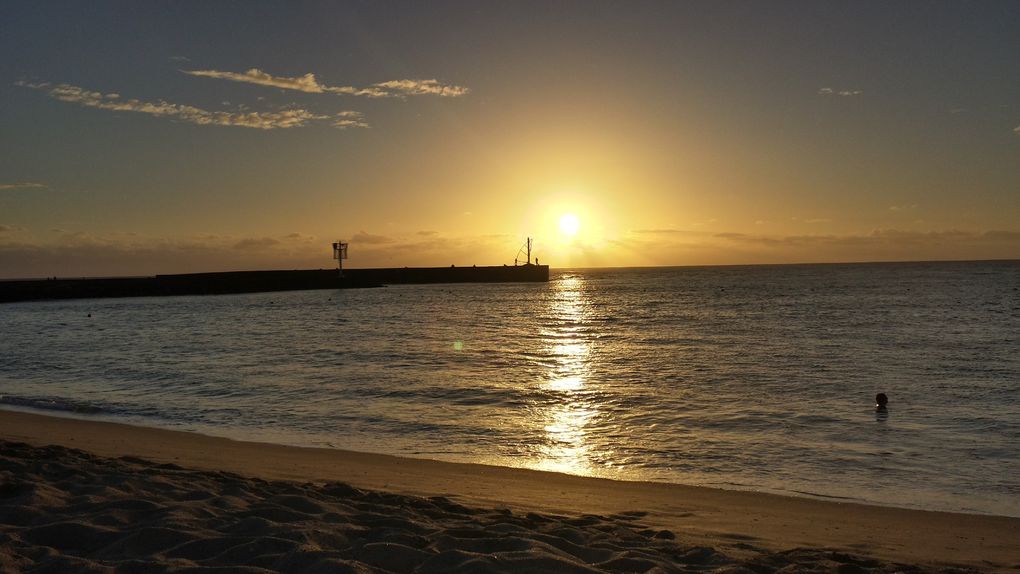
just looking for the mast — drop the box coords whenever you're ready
[332,240,348,278]
[514,237,535,266]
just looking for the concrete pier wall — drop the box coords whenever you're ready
[0,265,549,303]
[346,264,548,285]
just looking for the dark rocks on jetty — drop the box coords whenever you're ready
[0,265,550,303]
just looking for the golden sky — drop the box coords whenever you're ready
[1,2,1018,277]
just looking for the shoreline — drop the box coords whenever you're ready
[0,405,1006,520]
[2,401,1013,519]
[2,409,1018,572]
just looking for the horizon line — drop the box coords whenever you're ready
[1,257,1017,283]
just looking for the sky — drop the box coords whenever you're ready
[1,1,1018,277]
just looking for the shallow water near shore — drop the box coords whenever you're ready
[1,261,1018,516]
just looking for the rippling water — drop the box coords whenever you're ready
[2,261,1018,516]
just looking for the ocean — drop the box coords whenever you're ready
[1,261,1017,517]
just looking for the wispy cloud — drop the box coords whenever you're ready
[17,81,368,130]
[631,228,693,235]
[181,68,469,98]
[332,111,370,129]
[889,204,918,212]
[352,231,394,244]
[0,182,47,191]
[616,227,1020,266]
[233,237,280,251]
[0,230,517,278]
[818,87,863,97]
[183,69,326,93]
[372,79,470,97]
[1014,126,1020,135]
[711,228,1020,248]
[3,227,1017,279]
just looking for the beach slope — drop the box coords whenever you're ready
[1,410,1017,573]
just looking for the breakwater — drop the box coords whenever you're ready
[348,264,549,285]
[0,265,549,303]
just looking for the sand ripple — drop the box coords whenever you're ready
[0,440,968,573]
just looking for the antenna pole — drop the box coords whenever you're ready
[332,240,348,278]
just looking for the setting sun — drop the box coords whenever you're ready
[559,213,581,236]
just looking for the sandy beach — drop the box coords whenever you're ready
[1,409,1017,573]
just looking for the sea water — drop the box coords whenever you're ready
[1,261,1017,516]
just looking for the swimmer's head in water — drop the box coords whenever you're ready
[875,393,889,407]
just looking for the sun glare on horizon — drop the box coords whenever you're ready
[559,213,581,237]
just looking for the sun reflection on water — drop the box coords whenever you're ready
[534,275,602,476]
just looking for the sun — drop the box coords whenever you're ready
[559,213,580,236]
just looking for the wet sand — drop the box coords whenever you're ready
[1,410,1017,573]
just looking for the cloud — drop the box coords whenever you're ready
[0,230,515,278]
[0,224,24,233]
[3,227,1017,279]
[1014,126,1020,135]
[16,81,367,130]
[818,87,863,97]
[332,111,370,129]
[713,232,748,240]
[351,231,394,244]
[0,182,47,191]
[889,204,918,212]
[0,233,336,278]
[622,227,1020,263]
[610,227,1020,266]
[183,68,325,93]
[371,79,470,97]
[326,85,392,98]
[710,228,1018,249]
[983,230,1020,241]
[631,228,700,235]
[182,68,469,98]
[233,237,280,250]
[204,233,321,252]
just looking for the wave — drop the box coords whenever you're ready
[0,394,104,414]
